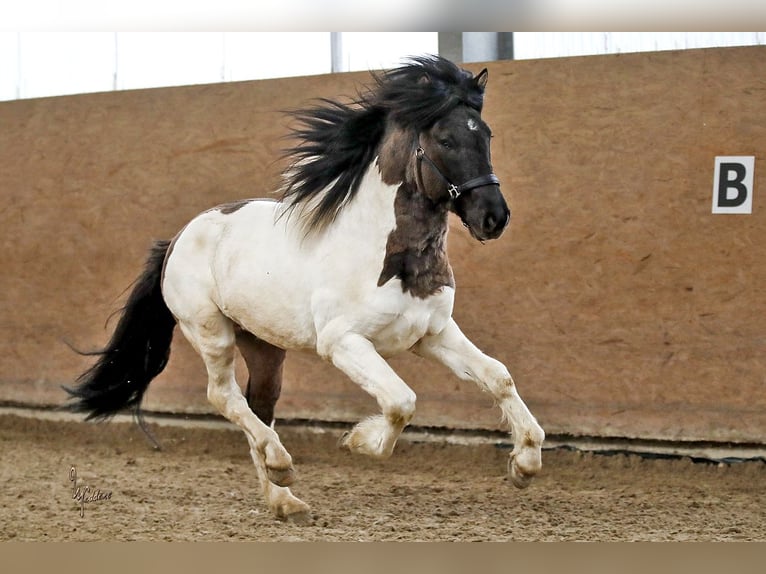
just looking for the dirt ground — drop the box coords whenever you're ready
[0,412,764,542]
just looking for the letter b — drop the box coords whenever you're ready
[712,156,755,214]
[717,163,747,207]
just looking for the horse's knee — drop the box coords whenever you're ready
[386,388,417,426]
[485,371,516,402]
[389,388,417,425]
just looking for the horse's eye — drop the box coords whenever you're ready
[439,139,453,149]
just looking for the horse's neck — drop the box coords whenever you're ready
[326,161,399,241]
[299,161,453,298]
[376,182,453,298]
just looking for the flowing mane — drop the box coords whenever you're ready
[280,55,488,233]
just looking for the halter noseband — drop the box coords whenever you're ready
[415,146,500,200]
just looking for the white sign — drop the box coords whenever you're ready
[712,156,755,214]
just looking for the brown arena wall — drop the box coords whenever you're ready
[1,46,765,443]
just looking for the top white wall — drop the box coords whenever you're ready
[513,32,766,60]
[0,32,440,101]
[1,32,764,102]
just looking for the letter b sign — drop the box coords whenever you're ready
[712,156,755,214]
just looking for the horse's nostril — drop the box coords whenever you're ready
[480,208,510,239]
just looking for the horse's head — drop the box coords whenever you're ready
[284,56,509,241]
[414,90,510,242]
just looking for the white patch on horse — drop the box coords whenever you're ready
[467,118,478,131]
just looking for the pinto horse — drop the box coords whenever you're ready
[65,56,545,523]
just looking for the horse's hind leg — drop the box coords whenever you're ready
[235,329,310,523]
[174,311,309,521]
[245,434,311,524]
[235,328,285,426]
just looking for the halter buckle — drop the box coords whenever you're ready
[447,184,460,199]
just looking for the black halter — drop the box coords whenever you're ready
[415,146,500,200]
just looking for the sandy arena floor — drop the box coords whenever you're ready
[0,412,763,541]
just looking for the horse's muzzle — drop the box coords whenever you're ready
[481,205,511,240]
[460,186,511,242]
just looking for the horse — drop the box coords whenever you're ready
[64,55,545,523]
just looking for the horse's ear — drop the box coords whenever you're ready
[474,68,488,91]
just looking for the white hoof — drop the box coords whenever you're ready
[271,494,312,525]
[338,415,393,459]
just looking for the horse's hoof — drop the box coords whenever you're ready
[284,509,313,526]
[507,457,534,489]
[273,499,313,525]
[337,431,351,450]
[267,466,296,487]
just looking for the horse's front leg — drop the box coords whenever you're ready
[413,318,544,487]
[318,332,417,459]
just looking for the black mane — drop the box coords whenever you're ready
[280,55,487,233]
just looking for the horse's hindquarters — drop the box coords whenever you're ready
[162,201,315,350]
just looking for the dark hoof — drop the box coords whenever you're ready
[268,466,296,487]
[508,458,535,489]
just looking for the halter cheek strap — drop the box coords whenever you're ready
[416,147,500,200]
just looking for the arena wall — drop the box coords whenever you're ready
[2,46,764,443]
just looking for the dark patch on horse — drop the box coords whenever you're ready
[235,327,286,426]
[281,55,486,234]
[218,199,253,215]
[377,125,415,186]
[377,182,454,299]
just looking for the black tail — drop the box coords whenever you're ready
[64,240,177,420]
